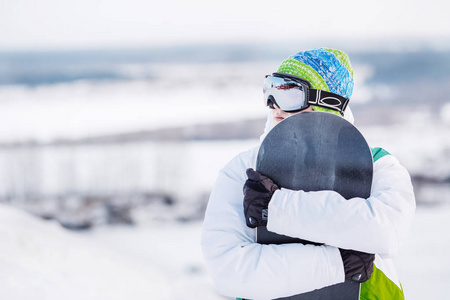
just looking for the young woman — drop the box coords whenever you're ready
[201,48,415,300]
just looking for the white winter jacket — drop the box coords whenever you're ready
[201,116,415,300]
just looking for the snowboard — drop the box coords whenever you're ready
[256,112,373,300]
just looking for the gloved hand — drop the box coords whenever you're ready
[243,168,279,228]
[339,248,375,283]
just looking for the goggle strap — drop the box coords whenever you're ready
[308,89,350,115]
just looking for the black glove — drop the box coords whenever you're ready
[339,248,375,283]
[243,168,279,228]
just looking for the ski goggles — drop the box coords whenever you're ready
[263,73,349,115]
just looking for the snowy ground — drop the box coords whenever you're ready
[0,204,225,300]
[1,202,449,300]
[395,204,450,299]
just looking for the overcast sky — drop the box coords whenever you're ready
[1,0,449,50]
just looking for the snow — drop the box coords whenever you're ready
[1,202,449,300]
[396,205,450,299]
[0,204,226,300]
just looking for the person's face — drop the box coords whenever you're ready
[271,103,313,125]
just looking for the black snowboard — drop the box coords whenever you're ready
[256,112,373,300]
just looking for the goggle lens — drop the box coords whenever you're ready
[263,75,309,112]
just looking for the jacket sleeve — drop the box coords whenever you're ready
[201,151,345,300]
[267,154,416,258]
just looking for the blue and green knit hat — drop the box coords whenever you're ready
[277,48,354,116]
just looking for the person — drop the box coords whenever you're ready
[201,48,415,300]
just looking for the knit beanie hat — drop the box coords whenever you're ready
[277,48,354,116]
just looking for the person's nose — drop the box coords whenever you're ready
[273,105,285,116]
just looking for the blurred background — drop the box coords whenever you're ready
[0,0,449,299]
